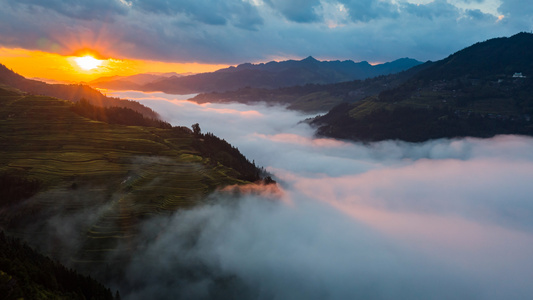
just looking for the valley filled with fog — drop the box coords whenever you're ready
[108,90,533,300]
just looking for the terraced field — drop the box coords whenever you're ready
[0,89,253,267]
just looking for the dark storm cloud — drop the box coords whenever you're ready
[129,0,263,29]
[466,8,496,21]
[402,0,459,20]
[0,0,529,65]
[341,0,399,22]
[263,0,322,23]
[13,0,128,21]
[498,0,533,29]
[499,0,533,17]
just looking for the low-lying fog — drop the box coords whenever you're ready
[109,90,533,300]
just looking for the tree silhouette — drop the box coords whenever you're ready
[192,123,201,136]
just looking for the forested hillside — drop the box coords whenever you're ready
[0,64,159,119]
[312,32,533,142]
[0,85,270,280]
[0,232,117,300]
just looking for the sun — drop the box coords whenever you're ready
[74,55,103,71]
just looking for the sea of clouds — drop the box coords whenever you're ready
[106,90,533,299]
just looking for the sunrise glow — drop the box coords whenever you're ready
[0,47,230,83]
[2,1,533,299]
[74,55,103,70]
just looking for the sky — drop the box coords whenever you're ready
[0,0,532,81]
[78,90,533,299]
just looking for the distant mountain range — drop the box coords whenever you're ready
[89,57,422,94]
[191,62,431,112]
[311,32,533,142]
[89,72,184,91]
[0,64,159,119]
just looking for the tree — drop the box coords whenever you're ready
[192,123,201,136]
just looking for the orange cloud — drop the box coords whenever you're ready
[220,182,285,199]
[281,156,533,271]
[201,106,263,118]
[326,200,533,267]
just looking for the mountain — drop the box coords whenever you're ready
[191,62,432,113]
[126,57,422,94]
[89,72,183,91]
[0,64,159,119]
[311,32,533,142]
[0,84,269,279]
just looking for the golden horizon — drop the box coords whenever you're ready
[0,47,231,83]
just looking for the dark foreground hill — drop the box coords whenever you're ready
[0,64,159,119]
[0,86,269,281]
[91,56,421,94]
[0,232,117,300]
[311,32,533,142]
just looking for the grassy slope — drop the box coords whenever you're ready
[0,64,159,119]
[0,89,253,265]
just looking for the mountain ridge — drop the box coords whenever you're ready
[0,83,270,282]
[311,32,533,142]
[0,64,160,119]
[89,56,422,94]
[88,72,185,90]
[190,60,433,112]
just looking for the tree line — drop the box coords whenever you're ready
[191,123,273,183]
[71,99,172,129]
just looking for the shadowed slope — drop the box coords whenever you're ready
[0,87,266,274]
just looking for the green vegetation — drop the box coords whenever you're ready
[0,173,41,205]
[0,87,266,270]
[0,231,116,300]
[71,98,172,129]
[0,64,159,119]
[312,32,533,142]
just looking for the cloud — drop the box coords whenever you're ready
[122,192,482,299]
[0,0,528,64]
[465,8,496,21]
[498,0,533,30]
[114,96,533,299]
[402,0,460,20]
[13,0,129,21]
[264,0,322,23]
[499,0,533,17]
[341,0,399,22]
[6,89,533,299]
[2,185,118,264]
[130,0,263,29]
